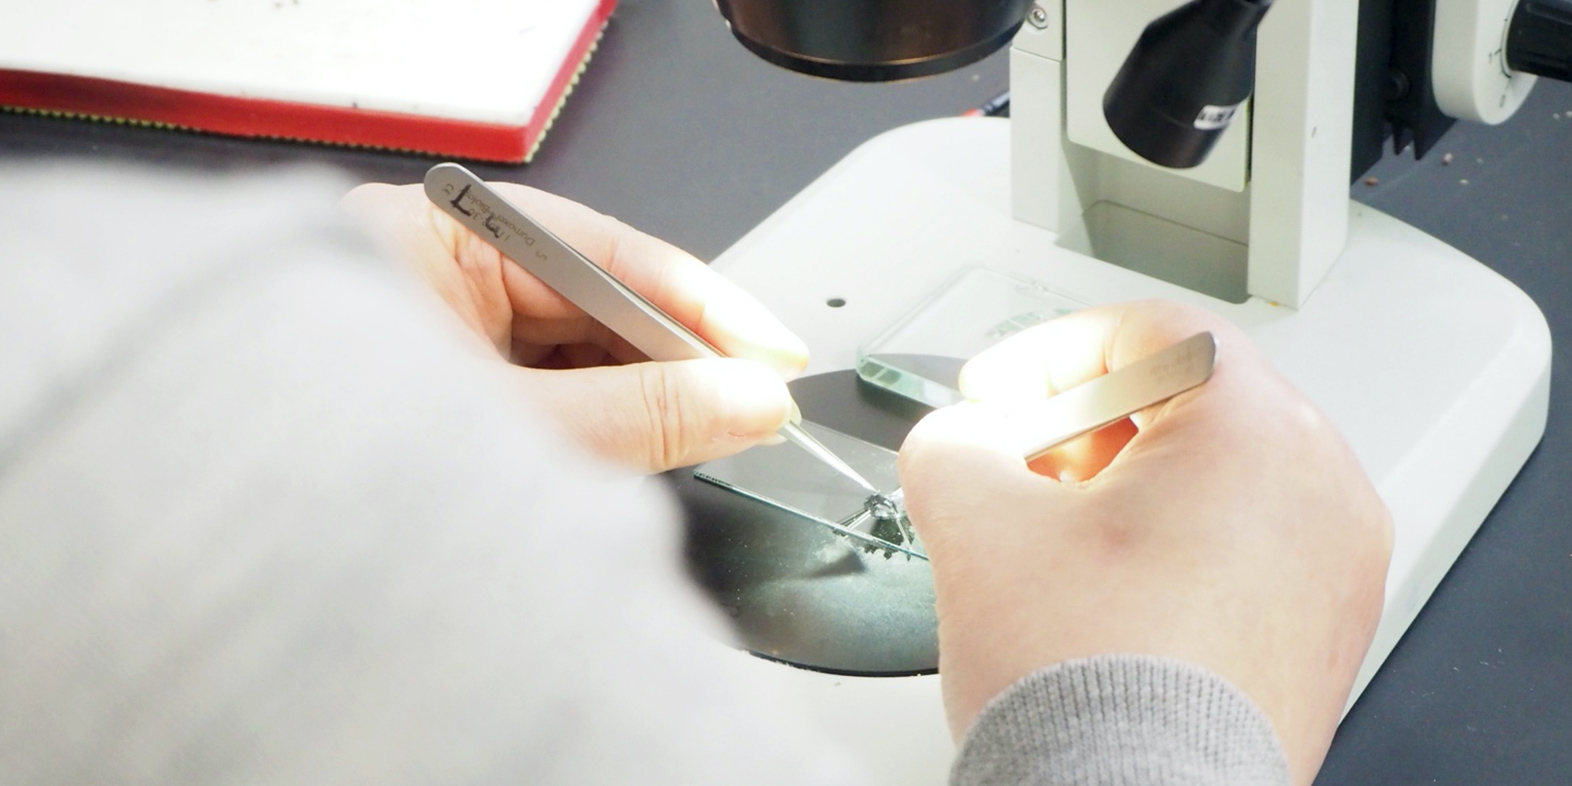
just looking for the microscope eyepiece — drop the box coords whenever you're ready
[1103,0,1273,168]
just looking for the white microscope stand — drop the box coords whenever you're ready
[709,117,1551,785]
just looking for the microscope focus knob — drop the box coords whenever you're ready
[1508,0,1572,82]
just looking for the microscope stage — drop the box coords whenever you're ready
[704,117,1551,785]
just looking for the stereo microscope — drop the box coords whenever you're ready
[670,0,1570,782]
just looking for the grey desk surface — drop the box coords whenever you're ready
[4,0,1570,782]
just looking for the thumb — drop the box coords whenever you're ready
[899,400,1059,557]
[514,357,796,473]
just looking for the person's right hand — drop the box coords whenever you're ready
[898,300,1392,786]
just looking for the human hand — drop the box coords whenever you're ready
[898,300,1392,786]
[341,182,808,472]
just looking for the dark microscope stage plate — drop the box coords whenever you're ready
[667,365,958,676]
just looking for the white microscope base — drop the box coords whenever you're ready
[708,117,1551,785]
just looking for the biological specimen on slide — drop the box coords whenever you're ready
[694,421,925,559]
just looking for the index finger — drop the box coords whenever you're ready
[483,183,809,379]
[954,299,1279,481]
[958,300,1240,419]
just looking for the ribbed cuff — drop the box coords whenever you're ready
[951,655,1290,786]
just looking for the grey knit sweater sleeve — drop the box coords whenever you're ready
[953,655,1292,786]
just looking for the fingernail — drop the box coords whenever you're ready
[759,433,787,446]
[788,399,803,426]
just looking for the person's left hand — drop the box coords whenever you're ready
[341,182,808,473]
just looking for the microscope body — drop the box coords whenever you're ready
[1011,0,1354,307]
[1009,0,1555,305]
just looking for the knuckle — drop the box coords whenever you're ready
[638,363,690,470]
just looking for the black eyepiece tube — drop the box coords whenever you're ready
[1103,0,1273,168]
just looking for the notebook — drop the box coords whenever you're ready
[0,0,617,163]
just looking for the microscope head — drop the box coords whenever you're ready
[712,0,1035,81]
[713,0,1271,170]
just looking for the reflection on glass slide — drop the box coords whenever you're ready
[858,267,1083,407]
[694,421,925,559]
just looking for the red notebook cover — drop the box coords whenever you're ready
[0,0,616,163]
